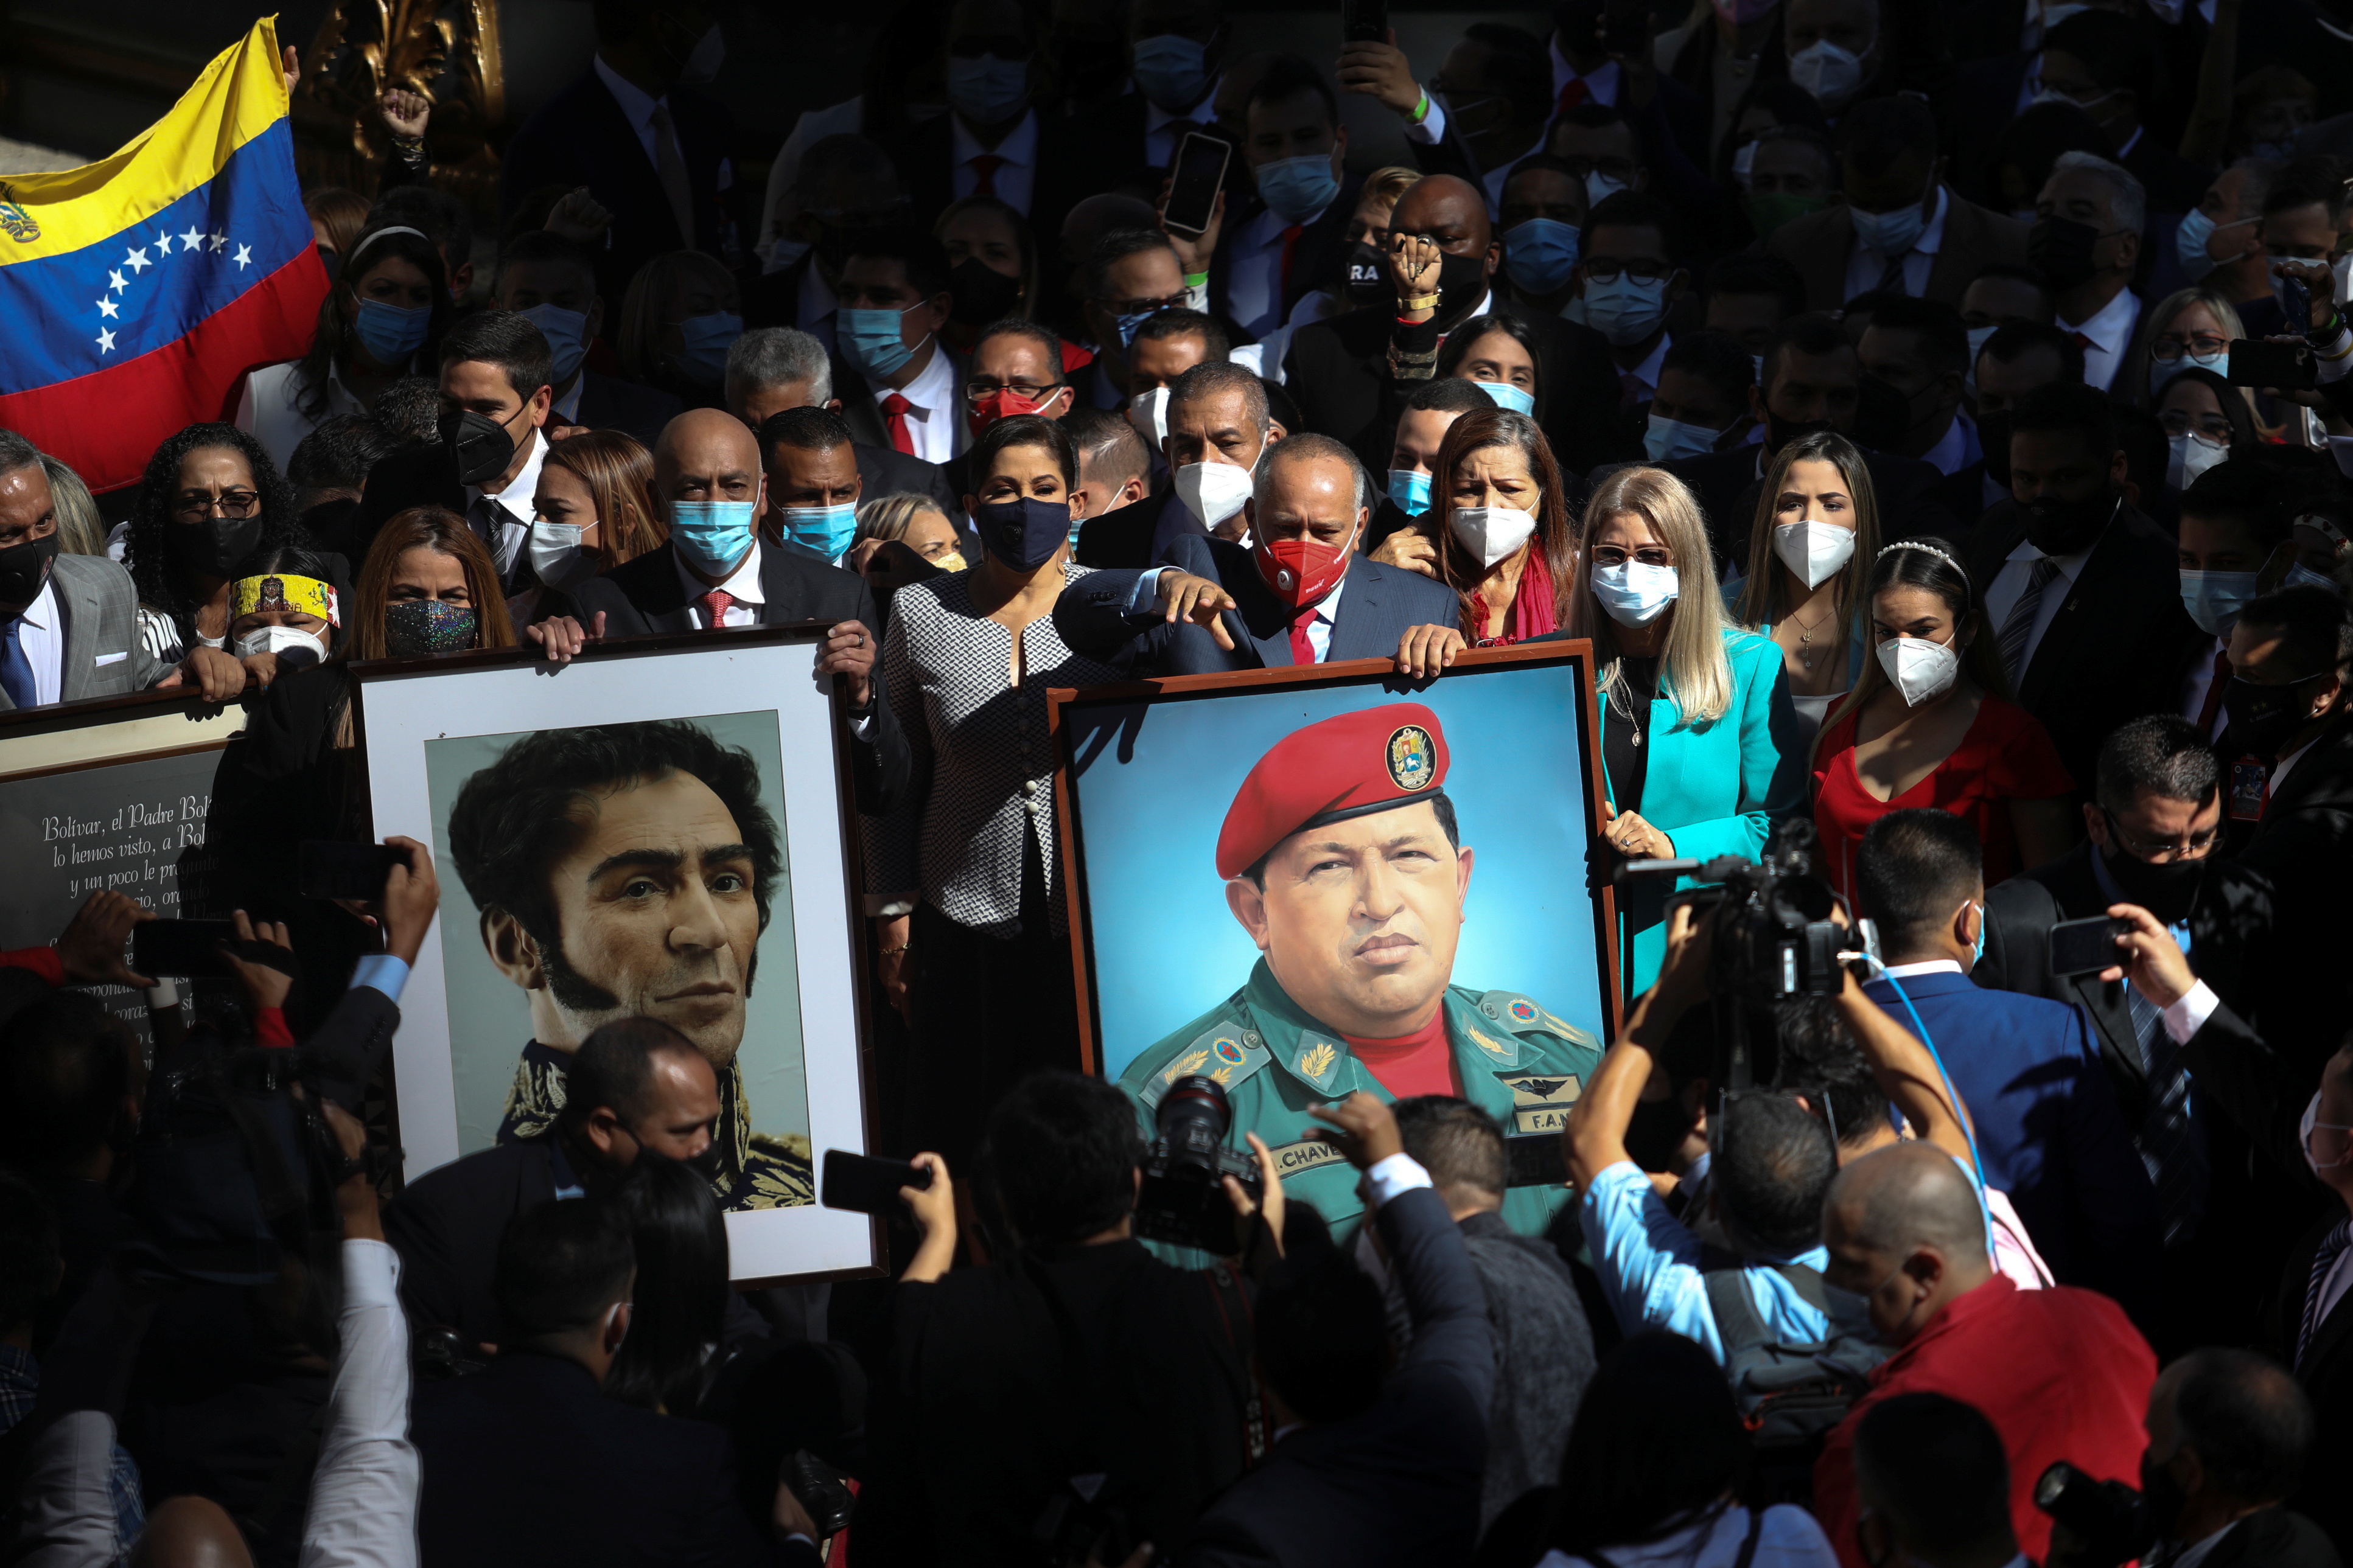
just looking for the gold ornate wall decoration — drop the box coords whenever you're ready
[292,0,505,215]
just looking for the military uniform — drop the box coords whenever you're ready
[1118,957,1602,1249]
[495,1039,815,1210]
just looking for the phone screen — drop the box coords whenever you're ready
[297,841,408,902]
[1342,0,1387,43]
[1163,133,1231,238]
[2047,916,2125,978]
[820,1149,930,1215]
[131,919,237,978]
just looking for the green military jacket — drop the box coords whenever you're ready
[1116,958,1603,1251]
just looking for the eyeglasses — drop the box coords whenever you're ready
[1554,155,1641,186]
[172,489,260,520]
[965,378,1064,403]
[1581,259,1672,284]
[1589,545,1673,569]
[2156,408,2232,442]
[2102,810,2220,863]
[2152,333,2231,362]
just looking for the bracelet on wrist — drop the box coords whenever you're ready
[1411,88,1430,125]
[879,943,913,955]
[1400,291,1441,312]
[1183,270,1208,288]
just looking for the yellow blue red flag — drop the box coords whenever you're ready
[0,18,328,490]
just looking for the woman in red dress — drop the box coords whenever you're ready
[1811,538,2079,904]
[1425,406,1577,645]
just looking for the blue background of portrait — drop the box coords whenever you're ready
[1064,658,1612,1080]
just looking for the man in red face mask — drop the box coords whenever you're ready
[1049,430,1465,678]
[963,320,1074,438]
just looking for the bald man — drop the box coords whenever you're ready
[1812,1144,2157,1568]
[1279,173,1634,477]
[570,409,911,813]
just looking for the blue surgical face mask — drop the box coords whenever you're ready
[670,499,759,577]
[519,302,590,385]
[839,304,923,382]
[1131,32,1212,111]
[1590,560,1680,627]
[352,298,431,366]
[1108,308,1156,350]
[777,503,859,562]
[1645,412,1721,462]
[1849,188,1930,259]
[1582,273,1671,348]
[1971,902,1986,966]
[1585,171,1629,209]
[2148,350,2229,399]
[1256,153,1341,224]
[2286,562,2340,593]
[1388,469,1432,516]
[2175,206,2221,280]
[974,495,1071,571]
[1475,378,1536,417]
[674,311,742,388]
[1502,218,1580,296]
[2180,569,2261,637]
[948,54,1030,127]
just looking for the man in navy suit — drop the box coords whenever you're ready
[1054,432,1463,677]
[500,0,741,298]
[1853,807,2162,1317]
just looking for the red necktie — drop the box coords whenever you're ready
[968,153,1004,197]
[1278,223,1305,298]
[2195,643,2232,737]
[1555,76,1589,117]
[882,392,915,456]
[2070,330,2096,353]
[1289,605,1318,666]
[700,588,734,628]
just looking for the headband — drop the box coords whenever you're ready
[232,573,340,629]
[354,225,429,252]
[2298,511,2349,548]
[1875,538,1970,587]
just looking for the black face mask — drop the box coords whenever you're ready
[1977,408,2014,488]
[1343,240,1390,307]
[1764,409,1834,454]
[1850,374,1915,453]
[1432,246,1494,327]
[0,531,58,608]
[2222,672,2329,760]
[444,408,518,487]
[168,514,264,579]
[974,495,1071,570]
[2021,489,2117,556]
[948,256,1025,325]
[2027,215,2103,292]
[2100,826,2205,922]
[1623,1092,1699,1172]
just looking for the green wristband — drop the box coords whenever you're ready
[1411,89,1430,125]
[1183,271,1208,288]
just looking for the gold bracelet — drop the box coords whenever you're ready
[1400,292,1441,312]
[879,943,912,955]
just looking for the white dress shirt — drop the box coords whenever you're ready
[1623,330,1673,404]
[236,358,367,474]
[1144,85,1221,171]
[1881,959,1966,981]
[1550,41,1618,111]
[1921,408,1981,478]
[797,263,840,354]
[951,108,1040,215]
[2060,286,2143,393]
[7,577,63,707]
[872,340,961,465]
[1843,185,1949,302]
[673,538,767,627]
[300,1239,419,1568]
[593,54,732,196]
[2179,634,2231,740]
[466,426,547,580]
[1227,198,1337,339]
[1985,536,2097,672]
[551,375,586,424]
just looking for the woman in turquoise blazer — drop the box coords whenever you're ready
[1561,466,1805,998]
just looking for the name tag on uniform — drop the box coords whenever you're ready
[2228,758,2267,822]
[1499,1071,1581,1134]
[1264,1139,1351,1181]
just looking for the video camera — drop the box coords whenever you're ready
[1615,819,1856,1090]
[2035,1461,2156,1568]
[1135,1075,1265,1254]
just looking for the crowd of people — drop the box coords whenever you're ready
[9,0,2353,1561]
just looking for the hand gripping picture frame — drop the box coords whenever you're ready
[1047,641,1621,1248]
[354,625,879,1284]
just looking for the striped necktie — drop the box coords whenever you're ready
[2124,977,2208,1246]
[2299,1218,2353,1370]
[1995,555,2061,688]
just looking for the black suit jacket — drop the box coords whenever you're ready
[1642,444,1960,572]
[1072,489,1195,570]
[1965,500,2202,795]
[501,71,738,298]
[2234,715,2353,1076]
[830,348,970,461]
[1057,534,1463,675]
[382,1137,561,1351]
[573,369,684,448]
[414,1350,805,1568]
[569,541,911,816]
[2192,1508,2346,1568]
[1174,1188,1493,1568]
[1281,300,1635,479]
[878,110,1091,246]
[1208,176,1363,336]
[2271,1207,2353,1561]
[856,441,962,522]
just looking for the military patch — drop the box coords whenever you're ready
[1296,1040,1338,1086]
[1214,1036,1248,1067]
[1501,1071,1583,1108]
[1508,999,1539,1023]
[1514,1106,1571,1135]
[1162,1048,1212,1084]
[1478,989,1601,1051]
[1386,723,1438,790]
[1265,1138,1352,1181]
[1466,1026,1518,1061]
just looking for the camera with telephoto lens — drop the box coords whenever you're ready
[2035,1461,2155,1568]
[1135,1075,1264,1253]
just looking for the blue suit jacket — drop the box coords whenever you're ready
[1864,969,2162,1305]
[1052,534,1462,676]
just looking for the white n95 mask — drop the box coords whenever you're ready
[1876,633,1960,706]
[1449,506,1538,569]
[1771,521,1857,590]
[1175,461,1254,529]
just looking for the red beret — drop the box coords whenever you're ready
[1215,703,1451,879]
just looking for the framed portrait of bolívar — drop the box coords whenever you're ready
[355,626,878,1283]
[1049,641,1620,1247]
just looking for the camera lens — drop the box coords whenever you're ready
[1156,1076,1232,1166]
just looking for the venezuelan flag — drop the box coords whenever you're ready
[0,18,327,492]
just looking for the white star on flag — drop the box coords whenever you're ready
[95,329,116,354]
[233,243,253,270]
[208,231,228,253]
[107,270,128,294]
[181,225,204,250]
[154,230,173,255]
[96,298,118,319]
[124,247,150,273]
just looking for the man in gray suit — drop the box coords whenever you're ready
[0,431,173,711]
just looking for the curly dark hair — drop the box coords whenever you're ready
[124,423,306,642]
[446,720,783,966]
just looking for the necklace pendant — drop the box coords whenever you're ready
[1801,651,1815,672]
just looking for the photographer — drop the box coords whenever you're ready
[864,1069,1282,1568]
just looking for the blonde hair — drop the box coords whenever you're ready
[2119,288,2252,415]
[1567,467,1734,725]
[40,457,105,557]
[1360,165,1424,212]
[1733,431,1880,633]
[856,491,952,545]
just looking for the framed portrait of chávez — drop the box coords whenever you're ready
[355,626,878,1283]
[1049,641,1620,1246]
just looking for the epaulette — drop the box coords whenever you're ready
[1138,1019,1273,1109]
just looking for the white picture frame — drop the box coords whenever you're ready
[354,627,878,1283]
